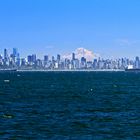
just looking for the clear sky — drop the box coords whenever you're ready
[0,0,140,59]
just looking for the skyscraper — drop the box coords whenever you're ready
[135,56,140,69]
[52,56,55,61]
[32,54,36,63]
[57,54,61,62]
[44,55,49,62]
[72,53,75,60]
[81,57,86,68]
[4,49,8,61]
[13,48,18,57]
[27,55,32,63]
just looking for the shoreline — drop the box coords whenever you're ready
[17,69,125,72]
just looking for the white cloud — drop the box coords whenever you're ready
[45,45,54,49]
[115,39,140,47]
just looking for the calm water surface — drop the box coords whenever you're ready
[0,72,139,139]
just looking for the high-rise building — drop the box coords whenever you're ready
[13,48,18,57]
[93,59,98,69]
[27,55,32,63]
[52,56,55,61]
[57,54,61,62]
[4,49,8,61]
[1,47,140,70]
[72,53,75,60]
[21,58,26,66]
[73,59,80,69]
[32,54,36,63]
[36,59,42,67]
[44,55,49,62]
[135,56,140,69]
[16,54,20,66]
[0,55,2,59]
[81,57,86,68]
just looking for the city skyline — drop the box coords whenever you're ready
[0,1,139,139]
[1,0,140,58]
[1,47,140,60]
[1,47,140,70]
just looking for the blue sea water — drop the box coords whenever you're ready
[0,72,139,140]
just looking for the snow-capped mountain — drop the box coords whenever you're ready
[63,48,99,61]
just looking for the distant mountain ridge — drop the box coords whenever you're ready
[63,48,99,61]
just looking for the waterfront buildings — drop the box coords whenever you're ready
[0,48,139,70]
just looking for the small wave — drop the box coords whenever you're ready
[4,80,10,83]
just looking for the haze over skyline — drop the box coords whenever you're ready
[0,0,140,59]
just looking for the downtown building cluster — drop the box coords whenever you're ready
[0,48,139,70]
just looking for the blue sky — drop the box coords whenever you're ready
[0,0,140,59]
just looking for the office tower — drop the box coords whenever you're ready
[64,59,70,69]
[44,55,49,62]
[57,54,61,62]
[72,53,75,60]
[16,53,20,66]
[21,58,26,66]
[81,57,86,68]
[32,54,36,63]
[86,61,93,69]
[13,48,18,57]
[10,54,15,64]
[17,53,20,59]
[135,56,140,69]
[4,48,8,61]
[71,53,75,69]
[27,55,32,63]
[0,55,2,59]
[0,55,3,65]
[52,56,55,61]
[93,59,98,69]
[73,59,80,69]
[44,55,49,67]
[51,56,55,69]
[36,59,42,67]
[81,57,86,62]
[98,59,104,69]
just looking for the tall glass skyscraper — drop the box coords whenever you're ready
[57,54,60,62]
[4,49,8,61]
[72,53,75,60]
[13,48,18,57]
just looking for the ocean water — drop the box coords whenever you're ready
[0,72,139,140]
